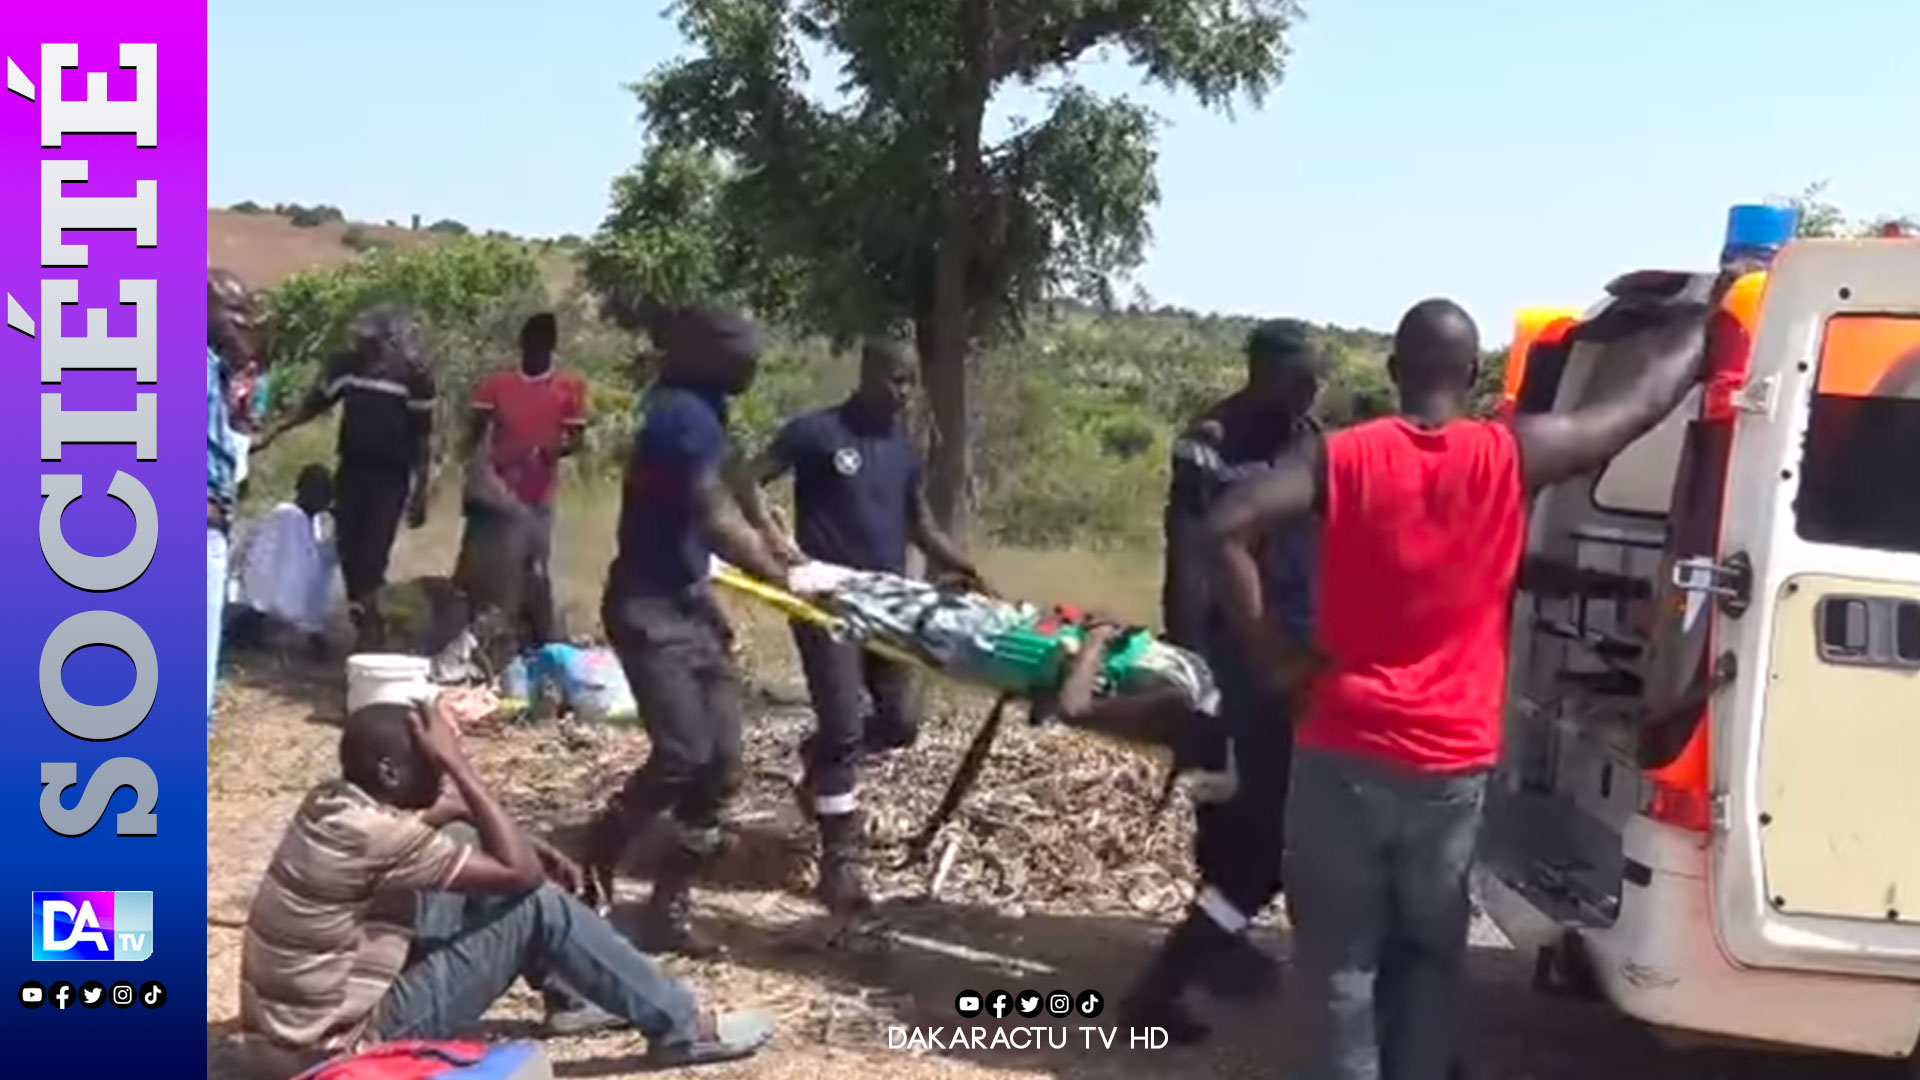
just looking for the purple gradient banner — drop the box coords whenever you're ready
[0,5,206,1067]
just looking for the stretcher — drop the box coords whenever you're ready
[706,558,1209,863]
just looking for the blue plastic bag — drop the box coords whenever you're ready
[521,644,638,725]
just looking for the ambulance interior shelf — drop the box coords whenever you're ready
[1519,541,1657,698]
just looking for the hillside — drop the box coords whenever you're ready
[213,205,1417,549]
[208,209,428,287]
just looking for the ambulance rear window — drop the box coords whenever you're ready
[1795,314,1920,555]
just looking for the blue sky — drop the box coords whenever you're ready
[209,0,1914,336]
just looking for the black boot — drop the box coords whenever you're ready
[347,596,384,654]
[638,843,722,959]
[1119,908,1237,1046]
[816,811,873,916]
[1197,930,1283,1002]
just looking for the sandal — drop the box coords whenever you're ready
[645,1009,774,1068]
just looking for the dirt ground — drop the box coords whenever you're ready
[205,526,1910,1080]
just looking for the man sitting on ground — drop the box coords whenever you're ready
[227,463,338,659]
[238,695,772,1079]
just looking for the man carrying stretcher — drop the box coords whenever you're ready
[735,338,985,917]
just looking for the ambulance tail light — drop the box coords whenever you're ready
[1647,722,1712,832]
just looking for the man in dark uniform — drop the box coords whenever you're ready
[736,338,983,915]
[581,305,792,958]
[258,304,437,651]
[1125,319,1326,1042]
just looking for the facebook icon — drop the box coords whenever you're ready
[32,892,154,962]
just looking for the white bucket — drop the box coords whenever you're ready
[345,653,434,716]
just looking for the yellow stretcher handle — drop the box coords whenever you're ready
[708,563,928,669]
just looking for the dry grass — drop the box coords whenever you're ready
[207,518,1230,1080]
[209,482,1891,1080]
[209,491,1896,1079]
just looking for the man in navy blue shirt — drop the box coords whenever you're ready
[738,338,982,915]
[582,305,793,958]
[1125,319,1325,1042]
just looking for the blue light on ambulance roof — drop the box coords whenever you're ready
[1723,203,1799,254]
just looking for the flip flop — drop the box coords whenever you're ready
[645,1009,775,1068]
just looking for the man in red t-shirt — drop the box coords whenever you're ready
[463,312,587,645]
[1206,280,1724,1080]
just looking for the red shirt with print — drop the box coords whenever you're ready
[471,368,587,506]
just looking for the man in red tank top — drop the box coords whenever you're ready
[1207,281,1723,1080]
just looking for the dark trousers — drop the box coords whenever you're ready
[1286,747,1489,1080]
[335,461,412,605]
[371,882,700,1047]
[457,504,556,658]
[1193,715,1293,924]
[790,621,918,809]
[1191,646,1294,927]
[601,589,744,853]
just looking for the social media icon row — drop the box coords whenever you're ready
[954,988,1103,1019]
[19,980,164,1010]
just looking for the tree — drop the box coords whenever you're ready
[1788,182,1916,239]
[580,147,803,330]
[602,0,1301,533]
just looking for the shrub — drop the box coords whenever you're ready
[427,219,470,236]
[286,204,346,228]
[340,225,390,253]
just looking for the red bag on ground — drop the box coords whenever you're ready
[291,1040,553,1080]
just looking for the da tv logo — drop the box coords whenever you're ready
[31,892,153,962]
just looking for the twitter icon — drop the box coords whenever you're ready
[1015,990,1042,1018]
[79,981,105,1010]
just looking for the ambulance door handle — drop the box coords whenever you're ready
[1670,552,1753,617]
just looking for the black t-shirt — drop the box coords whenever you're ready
[323,350,436,471]
[767,401,920,572]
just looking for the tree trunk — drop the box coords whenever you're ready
[918,0,994,539]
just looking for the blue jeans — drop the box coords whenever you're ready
[1286,747,1489,1080]
[372,880,703,1048]
[208,526,228,739]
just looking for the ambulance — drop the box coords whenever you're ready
[1477,208,1920,1064]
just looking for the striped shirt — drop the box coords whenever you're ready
[239,780,470,1075]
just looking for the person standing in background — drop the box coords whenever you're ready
[258,305,437,652]
[1127,319,1324,1041]
[463,312,587,648]
[734,338,984,918]
[209,268,267,736]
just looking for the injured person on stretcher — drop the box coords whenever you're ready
[762,559,1237,800]
[1045,620,1236,798]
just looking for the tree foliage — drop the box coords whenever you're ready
[580,147,804,330]
[1787,181,1916,239]
[280,203,347,227]
[591,0,1302,532]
